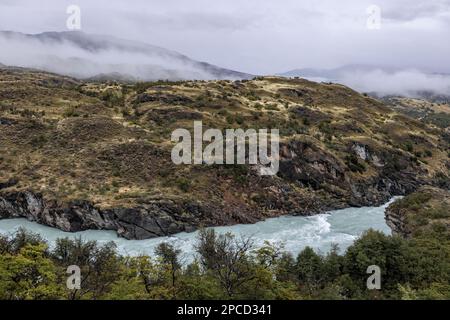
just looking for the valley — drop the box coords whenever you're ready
[0,66,448,239]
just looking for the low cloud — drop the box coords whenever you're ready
[339,69,450,97]
[0,31,244,80]
[1,0,450,75]
[383,0,450,22]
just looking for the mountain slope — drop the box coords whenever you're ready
[0,31,253,81]
[0,68,448,239]
[381,96,450,131]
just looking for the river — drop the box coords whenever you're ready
[0,198,397,259]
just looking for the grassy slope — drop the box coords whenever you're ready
[387,187,450,239]
[0,67,449,226]
[383,96,450,130]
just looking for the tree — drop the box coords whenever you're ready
[0,244,61,300]
[195,229,255,297]
[343,230,408,297]
[402,237,450,288]
[274,252,297,283]
[296,247,324,294]
[104,258,151,300]
[51,238,121,299]
[0,228,45,255]
[322,244,344,283]
[177,261,224,299]
[255,241,283,269]
[117,255,172,299]
[155,242,182,290]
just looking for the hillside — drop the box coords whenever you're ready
[0,67,449,239]
[386,187,450,239]
[382,96,450,131]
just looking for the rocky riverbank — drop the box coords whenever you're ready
[0,167,430,240]
[0,191,203,239]
[385,187,450,238]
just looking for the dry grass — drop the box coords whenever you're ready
[0,67,448,214]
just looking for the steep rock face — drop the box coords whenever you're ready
[279,140,346,189]
[385,200,410,238]
[0,180,341,240]
[278,139,424,208]
[0,191,201,239]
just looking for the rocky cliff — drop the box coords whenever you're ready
[0,191,203,239]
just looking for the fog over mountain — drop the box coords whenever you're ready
[0,30,252,81]
[1,30,449,98]
[281,65,450,98]
[0,0,449,95]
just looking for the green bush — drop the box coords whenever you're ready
[0,217,448,300]
[176,177,191,192]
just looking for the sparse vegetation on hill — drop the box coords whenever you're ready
[386,187,450,239]
[0,67,449,239]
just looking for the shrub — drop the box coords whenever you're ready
[176,177,191,192]
[345,154,366,173]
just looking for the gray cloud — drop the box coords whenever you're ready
[121,11,256,31]
[340,69,450,96]
[0,31,252,80]
[0,0,449,77]
[382,0,450,22]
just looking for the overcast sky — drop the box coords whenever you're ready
[0,0,449,74]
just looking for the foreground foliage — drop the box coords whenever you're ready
[0,226,449,300]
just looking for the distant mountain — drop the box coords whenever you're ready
[279,65,450,99]
[0,31,253,81]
